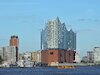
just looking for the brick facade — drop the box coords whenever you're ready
[41,50,76,65]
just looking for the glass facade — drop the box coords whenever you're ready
[41,17,76,50]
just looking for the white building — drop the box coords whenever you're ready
[23,51,32,61]
[17,52,32,67]
[0,46,17,64]
[93,47,100,63]
[74,52,81,63]
[82,56,88,63]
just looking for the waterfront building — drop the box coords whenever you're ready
[31,51,37,62]
[82,56,88,63]
[19,53,23,60]
[93,47,100,63]
[23,51,32,61]
[31,50,41,63]
[17,53,24,67]
[0,47,4,60]
[10,35,19,61]
[41,17,76,50]
[87,51,94,63]
[18,52,33,67]
[41,17,76,65]
[85,47,100,64]
[37,50,41,63]
[74,52,81,63]
[41,50,75,65]
[0,46,17,64]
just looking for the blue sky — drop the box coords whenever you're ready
[0,0,100,57]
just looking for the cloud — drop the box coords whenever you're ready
[0,15,35,24]
[78,18,100,22]
[76,29,96,33]
[78,19,85,21]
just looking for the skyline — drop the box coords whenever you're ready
[0,0,100,56]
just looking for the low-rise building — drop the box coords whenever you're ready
[23,51,32,61]
[87,51,94,63]
[31,51,37,62]
[37,50,41,63]
[82,56,88,63]
[93,47,100,63]
[74,52,81,63]
[31,50,41,63]
[84,47,100,64]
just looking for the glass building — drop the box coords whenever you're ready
[41,17,76,50]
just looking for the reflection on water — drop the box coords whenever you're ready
[0,66,100,75]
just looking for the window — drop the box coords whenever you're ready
[50,52,54,55]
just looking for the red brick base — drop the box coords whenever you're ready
[41,49,76,65]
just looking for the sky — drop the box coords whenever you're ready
[0,0,100,57]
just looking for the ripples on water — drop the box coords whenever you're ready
[0,66,100,75]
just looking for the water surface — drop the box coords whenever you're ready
[0,66,100,75]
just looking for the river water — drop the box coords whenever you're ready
[0,66,100,75]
